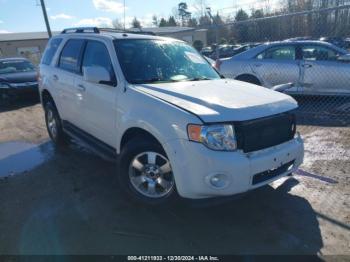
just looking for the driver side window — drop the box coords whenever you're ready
[82,41,116,82]
[301,45,339,61]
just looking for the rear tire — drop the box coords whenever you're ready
[236,75,261,86]
[117,137,178,205]
[44,101,68,146]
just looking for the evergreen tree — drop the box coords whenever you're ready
[131,17,141,29]
[168,16,177,26]
[159,18,167,27]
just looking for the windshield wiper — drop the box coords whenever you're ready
[131,76,214,84]
[131,78,182,84]
[188,77,213,81]
[131,78,163,84]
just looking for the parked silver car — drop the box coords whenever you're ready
[219,41,350,95]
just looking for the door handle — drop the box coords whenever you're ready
[77,84,86,92]
[52,75,59,81]
[254,63,262,67]
[302,64,313,68]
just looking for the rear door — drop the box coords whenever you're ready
[75,39,117,147]
[300,44,350,95]
[55,38,85,125]
[253,44,301,91]
[39,37,63,110]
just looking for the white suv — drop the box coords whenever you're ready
[38,27,304,204]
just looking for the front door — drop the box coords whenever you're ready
[253,44,301,92]
[300,44,350,95]
[75,40,117,147]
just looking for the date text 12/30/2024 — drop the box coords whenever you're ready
[127,256,220,261]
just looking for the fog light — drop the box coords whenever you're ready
[209,174,228,188]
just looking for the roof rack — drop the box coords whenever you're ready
[60,27,156,36]
[99,28,156,35]
[61,27,100,34]
[98,28,127,33]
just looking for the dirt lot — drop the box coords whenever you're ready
[0,99,349,257]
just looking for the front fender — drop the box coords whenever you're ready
[116,87,201,154]
[221,60,255,79]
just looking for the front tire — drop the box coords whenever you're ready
[118,138,178,205]
[236,75,261,86]
[44,101,68,146]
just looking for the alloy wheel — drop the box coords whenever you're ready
[47,109,58,139]
[128,151,174,198]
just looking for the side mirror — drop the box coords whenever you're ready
[337,54,350,62]
[83,66,115,86]
[272,83,294,92]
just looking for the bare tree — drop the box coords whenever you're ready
[191,0,208,17]
[178,2,192,26]
[113,18,123,29]
[152,15,159,27]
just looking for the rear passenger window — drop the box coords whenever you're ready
[41,38,62,65]
[257,46,296,60]
[59,39,85,73]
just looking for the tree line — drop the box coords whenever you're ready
[231,0,350,44]
[115,0,350,45]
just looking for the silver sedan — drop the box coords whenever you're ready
[219,40,350,95]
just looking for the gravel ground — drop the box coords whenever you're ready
[0,100,349,257]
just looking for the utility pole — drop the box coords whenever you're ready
[39,0,52,38]
[206,7,219,60]
[123,0,126,30]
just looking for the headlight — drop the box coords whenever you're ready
[187,124,237,151]
[0,82,10,89]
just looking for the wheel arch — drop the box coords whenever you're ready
[41,89,62,118]
[119,127,163,153]
[235,74,262,85]
[41,89,55,107]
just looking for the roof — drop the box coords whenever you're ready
[0,31,59,42]
[47,27,181,41]
[232,40,349,60]
[52,31,170,41]
[271,40,348,50]
[0,27,198,42]
[128,26,196,35]
[103,32,168,40]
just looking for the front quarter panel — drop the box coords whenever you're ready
[116,86,201,154]
[221,59,257,80]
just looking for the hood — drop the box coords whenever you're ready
[133,79,298,122]
[0,71,37,83]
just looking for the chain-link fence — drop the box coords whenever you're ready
[201,4,350,189]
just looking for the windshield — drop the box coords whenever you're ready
[0,60,35,74]
[114,39,220,84]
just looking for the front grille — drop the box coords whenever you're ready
[235,111,296,153]
[252,160,295,185]
[10,81,38,88]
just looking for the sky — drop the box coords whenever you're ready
[0,0,279,33]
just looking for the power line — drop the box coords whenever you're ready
[216,0,278,12]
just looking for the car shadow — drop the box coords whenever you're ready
[149,178,324,256]
[0,141,324,256]
[0,96,40,113]
[293,95,350,127]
